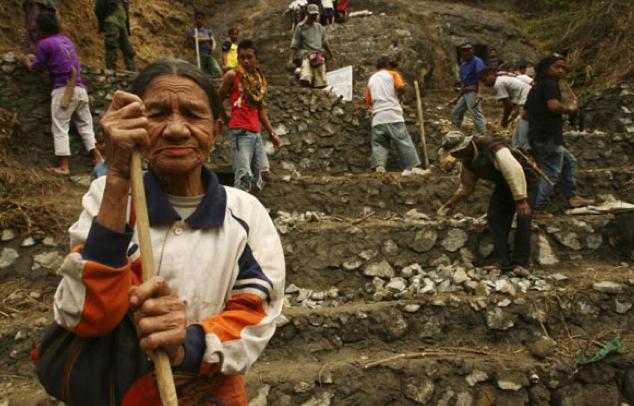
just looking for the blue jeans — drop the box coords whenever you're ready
[370,122,421,169]
[228,128,269,192]
[512,118,530,152]
[533,142,577,210]
[451,92,486,134]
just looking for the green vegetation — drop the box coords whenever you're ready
[526,0,634,90]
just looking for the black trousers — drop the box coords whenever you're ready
[487,179,537,268]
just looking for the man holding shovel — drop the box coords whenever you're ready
[34,59,285,405]
[187,10,222,78]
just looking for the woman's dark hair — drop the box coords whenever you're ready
[237,39,258,56]
[535,53,565,81]
[131,59,220,120]
[36,12,60,36]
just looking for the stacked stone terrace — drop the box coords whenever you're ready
[2,5,634,403]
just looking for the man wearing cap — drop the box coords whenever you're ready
[365,55,421,173]
[452,44,486,134]
[437,132,537,275]
[478,67,532,151]
[288,3,336,88]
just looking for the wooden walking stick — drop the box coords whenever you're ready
[130,151,179,406]
[414,80,430,169]
[194,28,201,69]
[60,67,77,109]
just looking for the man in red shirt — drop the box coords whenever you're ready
[218,40,281,194]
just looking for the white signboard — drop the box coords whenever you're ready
[325,66,353,102]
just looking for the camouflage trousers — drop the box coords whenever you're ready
[200,53,222,78]
[104,22,136,71]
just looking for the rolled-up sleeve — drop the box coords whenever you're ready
[494,148,528,201]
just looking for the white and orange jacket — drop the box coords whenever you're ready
[51,167,285,404]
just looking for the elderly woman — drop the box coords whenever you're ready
[34,59,285,405]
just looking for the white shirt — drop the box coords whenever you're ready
[517,74,534,86]
[367,69,405,126]
[321,0,334,8]
[494,75,532,106]
[289,0,307,10]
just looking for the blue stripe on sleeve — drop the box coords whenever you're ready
[177,325,206,374]
[237,244,273,288]
[81,219,133,268]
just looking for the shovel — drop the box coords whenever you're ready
[131,151,179,406]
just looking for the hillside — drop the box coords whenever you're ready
[1,0,269,68]
[1,1,634,405]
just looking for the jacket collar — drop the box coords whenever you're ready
[144,166,227,230]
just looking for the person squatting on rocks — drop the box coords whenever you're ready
[288,3,336,89]
[23,0,58,53]
[17,13,103,176]
[32,59,285,405]
[95,0,136,71]
[451,43,487,135]
[524,53,593,215]
[222,27,240,71]
[365,55,421,173]
[438,132,537,275]
[478,67,532,151]
[187,10,222,78]
[219,40,282,194]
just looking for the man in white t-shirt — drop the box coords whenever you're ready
[479,67,532,151]
[365,55,421,173]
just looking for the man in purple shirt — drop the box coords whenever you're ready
[19,13,102,175]
[451,43,487,135]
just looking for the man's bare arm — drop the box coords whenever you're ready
[500,98,513,127]
[217,70,236,124]
[547,98,576,114]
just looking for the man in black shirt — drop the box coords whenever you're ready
[525,54,591,214]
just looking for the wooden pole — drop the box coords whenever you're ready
[130,151,179,406]
[194,28,201,69]
[60,67,77,110]
[414,80,430,169]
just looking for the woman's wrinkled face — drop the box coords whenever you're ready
[142,75,215,175]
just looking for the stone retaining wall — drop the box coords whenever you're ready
[0,52,136,147]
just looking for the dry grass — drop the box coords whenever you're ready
[0,109,73,235]
[527,0,634,91]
